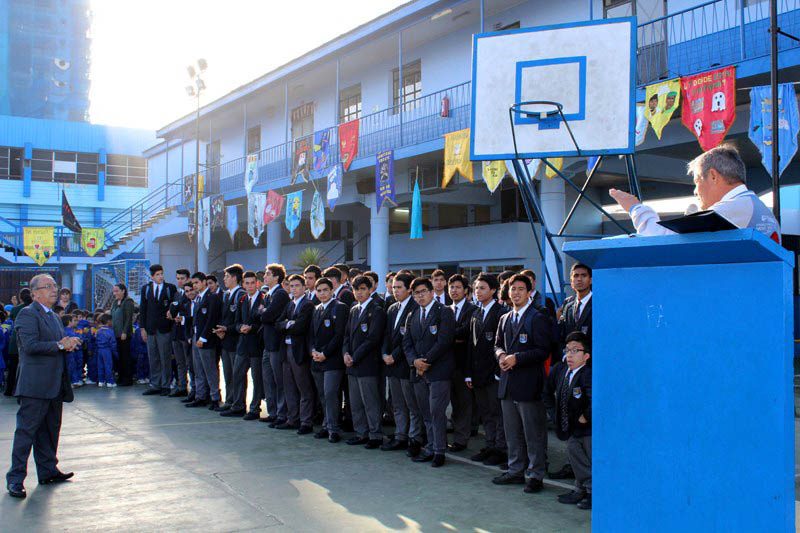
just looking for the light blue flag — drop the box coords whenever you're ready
[310,190,325,240]
[226,205,237,241]
[285,190,303,238]
[749,84,799,178]
[326,164,342,211]
[410,180,423,240]
[586,156,601,178]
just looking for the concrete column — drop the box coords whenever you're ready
[266,220,282,265]
[540,176,566,296]
[369,194,389,293]
[197,238,208,274]
[72,264,87,308]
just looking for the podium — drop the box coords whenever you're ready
[563,229,795,532]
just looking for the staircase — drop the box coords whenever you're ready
[102,205,176,256]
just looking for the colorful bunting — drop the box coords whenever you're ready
[749,83,799,178]
[327,164,342,211]
[507,159,540,183]
[312,129,331,177]
[635,103,649,146]
[338,119,360,172]
[482,161,507,193]
[226,205,238,241]
[410,180,423,240]
[443,128,473,188]
[310,190,325,239]
[244,153,259,195]
[187,209,196,242]
[61,190,82,233]
[211,195,225,230]
[24,227,54,266]
[263,190,285,226]
[247,193,266,245]
[681,66,736,151]
[645,78,680,139]
[81,228,104,257]
[544,158,564,179]
[292,135,312,185]
[375,150,397,212]
[285,190,303,238]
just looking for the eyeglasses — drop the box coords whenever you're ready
[565,348,585,354]
[413,289,429,296]
[34,283,58,291]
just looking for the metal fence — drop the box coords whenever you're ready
[91,259,150,311]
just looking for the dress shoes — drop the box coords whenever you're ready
[412,451,434,463]
[492,472,525,485]
[483,449,507,467]
[328,433,341,443]
[523,478,544,494]
[7,482,26,499]
[220,409,245,417]
[168,390,187,398]
[470,448,492,462]
[557,490,586,505]
[314,429,330,439]
[346,436,369,446]
[275,422,299,430]
[406,439,422,458]
[159,388,171,396]
[447,442,467,452]
[548,463,575,480]
[297,425,314,435]
[431,454,446,468]
[364,439,383,449]
[576,494,591,510]
[185,399,209,408]
[268,418,286,428]
[142,388,161,396]
[40,471,74,485]
[181,394,196,403]
[380,439,408,451]
[261,415,277,423]
[243,412,260,421]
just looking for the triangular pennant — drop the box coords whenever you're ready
[310,190,325,239]
[482,161,507,193]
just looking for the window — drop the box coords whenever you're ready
[408,160,441,191]
[247,126,261,154]
[438,205,468,229]
[0,147,22,180]
[392,59,422,114]
[474,205,491,225]
[106,154,148,187]
[339,84,362,123]
[31,149,53,182]
[291,103,314,140]
[500,180,537,223]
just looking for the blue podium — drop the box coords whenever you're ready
[563,229,795,532]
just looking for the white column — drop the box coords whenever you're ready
[266,220,282,265]
[72,264,87,308]
[197,237,208,273]
[369,193,389,293]
[540,176,566,296]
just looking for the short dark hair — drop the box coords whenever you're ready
[243,270,257,280]
[498,270,516,284]
[303,265,322,278]
[322,266,342,282]
[393,272,415,290]
[508,273,532,292]
[474,272,499,291]
[176,268,191,278]
[385,271,395,282]
[571,263,592,277]
[397,268,415,276]
[520,269,536,281]
[431,269,446,280]
[59,288,71,296]
[448,274,468,289]
[207,275,218,284]
[99,313,112,325]
[287,274,304,285]
[61,314,73,326]
[53,305,64,314]
[351,275,371,290]
[149,264,164,276]
[315,277,333,290]
[565,331,591,353]
[410,277,433,292]
[224,264,244,284]
[334,263,350,278]
[255,270,265,281]
[191,271,207,282]
[364,271,379,287]
[349,268,363,278]
[266,263,286,284]
[19,288,32,305]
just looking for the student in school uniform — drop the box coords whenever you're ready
[447,273,478,452]
[185,272,224,411]
[303,265,322,305]
[324,266,355,308]
[258,263,291,426]
[430,269,452,306]
[214,264,245,411]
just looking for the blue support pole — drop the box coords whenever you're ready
[588,0,594,20]
[398,32,404,146]
[98,149,106,201]
[23,142,32,198]
[739,0,746,60]
[480,0,485,31]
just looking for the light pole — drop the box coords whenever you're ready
[186,58,207,272]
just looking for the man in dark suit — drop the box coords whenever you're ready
[342,275,387,449]
[175,281,198,403]
[224,271,264,419]
[214,264,245,410]
[430,269,452,306]
[6,274,80,498]
[303,265,322,305]
[447,274,478,452]
[383,272,397,309]
[403,277,456,467]
[324,266,355,308]
[364,271,385,308]
[381,272,420,452]
[466,273,507,466]
[558,263,592,347]
[308,277,348,442]
[492,274,554,494]
[186,272,224,411]
[140,264,178,395]
[168,268,192,397]
[520,269,544,310]
[259,263,290,426]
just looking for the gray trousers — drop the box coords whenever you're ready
[348,375,383,440]
[146,331,173,389]
[501,396,547,480]
[450,367,474,446]
[283,346,314,426]
[231,353,264,413]
[220,349,236,406]
[473,380,506,450]
[7,397,62,484]
[388,376,422,441]
[172,339,190,390]
[567,435,592,493]
[414,378,451,454]
[312,369,344,433]
[261,349,286,420]
[192,345,221,401]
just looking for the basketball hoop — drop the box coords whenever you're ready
[508,100,582,157]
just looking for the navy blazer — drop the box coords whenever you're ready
[169,290,189,342]
[544,362,592,440]
[451,300,478,373]
[333,286,355,308]
[494,305,554,402]
[139,281,177,335]
[558,294,592,348]
[382,298,418,379]
[277,295,315,365]
[466,301,508,387]
[235,292,263,357]
[342,298,386,377]
[218,286,245,351]
[259,286,290,352]
[307,300,348,373]
[402,301,456,382]
[193,290,222,349]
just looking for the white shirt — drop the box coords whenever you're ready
[333,285,344,298]
[195,288,208,343]
[451,299,465,321]
[355,296,372,319]
[318,299,332,312]
[420,299,435,320]
[153,282,164,300]
[511,301,531,324]
[434,292,447,305]
[248,292,259,310]
[265,283,280,298]
[479,299,496,321]
[575,292,592,319]
[568,364,586,386]
[394,296,412,329]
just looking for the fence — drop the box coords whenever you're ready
[91,259,150,311]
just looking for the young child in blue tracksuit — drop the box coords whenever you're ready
[0,310,7,389]
[132,315,150,384]
[77,312,95,384]
[95,313,118,387]
[61,314,85,387]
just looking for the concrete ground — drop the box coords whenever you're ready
[0,386,590,532]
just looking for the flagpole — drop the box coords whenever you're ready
[769,0,781,223]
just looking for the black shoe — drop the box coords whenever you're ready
[548,463,575,480]
[142,388,161,396]
[40,471,74,485]
[484,449,507,467]
[328,433,341,443]
[220,409,245,417]
[314,429,330,439]
[275,422,299,430]
[269,418,287,428]
[7,482,25,498]
[381,438,408,451]
[243,412,260,421]
[558,490,587,504]
[262,415,277,423]
[364,439,383,449]
[181,394,196,403]
[159,388,171,396]
[297,425,314,435]
[492,472,525,485]
[406,439,422,458]
[208,401,225,412]
[470,448,492,462]
[431,454,446,468]
[168,390,187,398]
[524,478,544,494]
[499,462,509,470]
[447,442,467,452]
[185,399,209,408]
[346,436,369,446]
[576,494,592,510]
[412,451,434,463]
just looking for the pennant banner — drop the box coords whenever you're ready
[338,119,360,172]
[211,195,225,230]
[247,193,267,245]
[24,227,55,266]
[410,180,423,240]
[482,161,507,193]
[244,154,259,195]
[292,135,312,185]
[81,228,104,257]
[226,205,238,241]
[312,129,331,177]
[327,164,342,211]
[507,159,541,183]
[187,209,196,242]
[681,66,736,151]
[544,158,564,179]
[645,78,680,139]
[61,190,82,233]
[310,190,325,240]
[200,197,211,250]
[183,175,194,204]
[635,103,649,146]
[375,149,397,212]
[749,83,800,178]
[285,190,303,238]
[263,190,285,226]
[443,128,474,188]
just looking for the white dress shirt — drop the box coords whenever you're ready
[394,296,412,329]
[575,292,592,319]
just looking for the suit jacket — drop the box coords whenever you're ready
[235,292,263,357]
[466,301,507,386]
[277,295,315,365]
[342,298,386,377]
[384,294,397,310]
[558,294,592,348]
[382,298,418,379]
[432,292,453,306]
[306,291,321,306]
[259,285,290,352]
[333,286,355,308]
[494,305,554,402]
[544,362,592,440]
[13,303,74,402]
[530,290,544,311]
[451,300,478,374]
[402,301,456,382]
[307,300,348,373]
[140,282,177,335]
[169,288,187,341]
[193,290,222,348]
[177,295,194,341]
[218,286,245,351]
[370,292,385,309]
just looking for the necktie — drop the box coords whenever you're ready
[356,305,362,318]
[422,307,427,322]
[290,301,297,317]
[559,369,571,433]
[155,284,160,301]
[574,299,581,322]
[513,312,519,327]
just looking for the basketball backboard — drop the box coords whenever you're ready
[470,18,636,160]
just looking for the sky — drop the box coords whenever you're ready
[89,0,408,131]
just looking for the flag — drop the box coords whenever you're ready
[327,164,342,211]
[507,159,541,183]
[749,83,800,178]
[61,190,81,233]
[338,119,360,172]
[644,78,681,139]
[226,205,238,241]
[198,174,204,197]
[187,208,196,242]
[285,190,303,238]
[200,197,211,250]
[375,150,397,212]
[681,66,736,151]
[544,158,564,179]
[247,193,266,245]
[482,161,507,193]
[635,103,649,146]
[310,190,325,239]
[312,129,331,177]
[586,156,601,178]
[443,128,473,188]
[292,135,312,185]
[263,190,285,225]
[24,227,55,266]
[80,228,104,257]
[244,153,259,195]
[410,180,423,240]
[183,175,193,204]
[211,195,225,230]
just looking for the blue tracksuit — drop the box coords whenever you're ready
[95,326,118,385]
[64,326,84,384]
[132,324,149,381]
[78,319,97,382]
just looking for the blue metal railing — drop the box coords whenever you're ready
[638,0,800,85]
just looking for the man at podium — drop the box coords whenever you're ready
[609,145,781,243]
